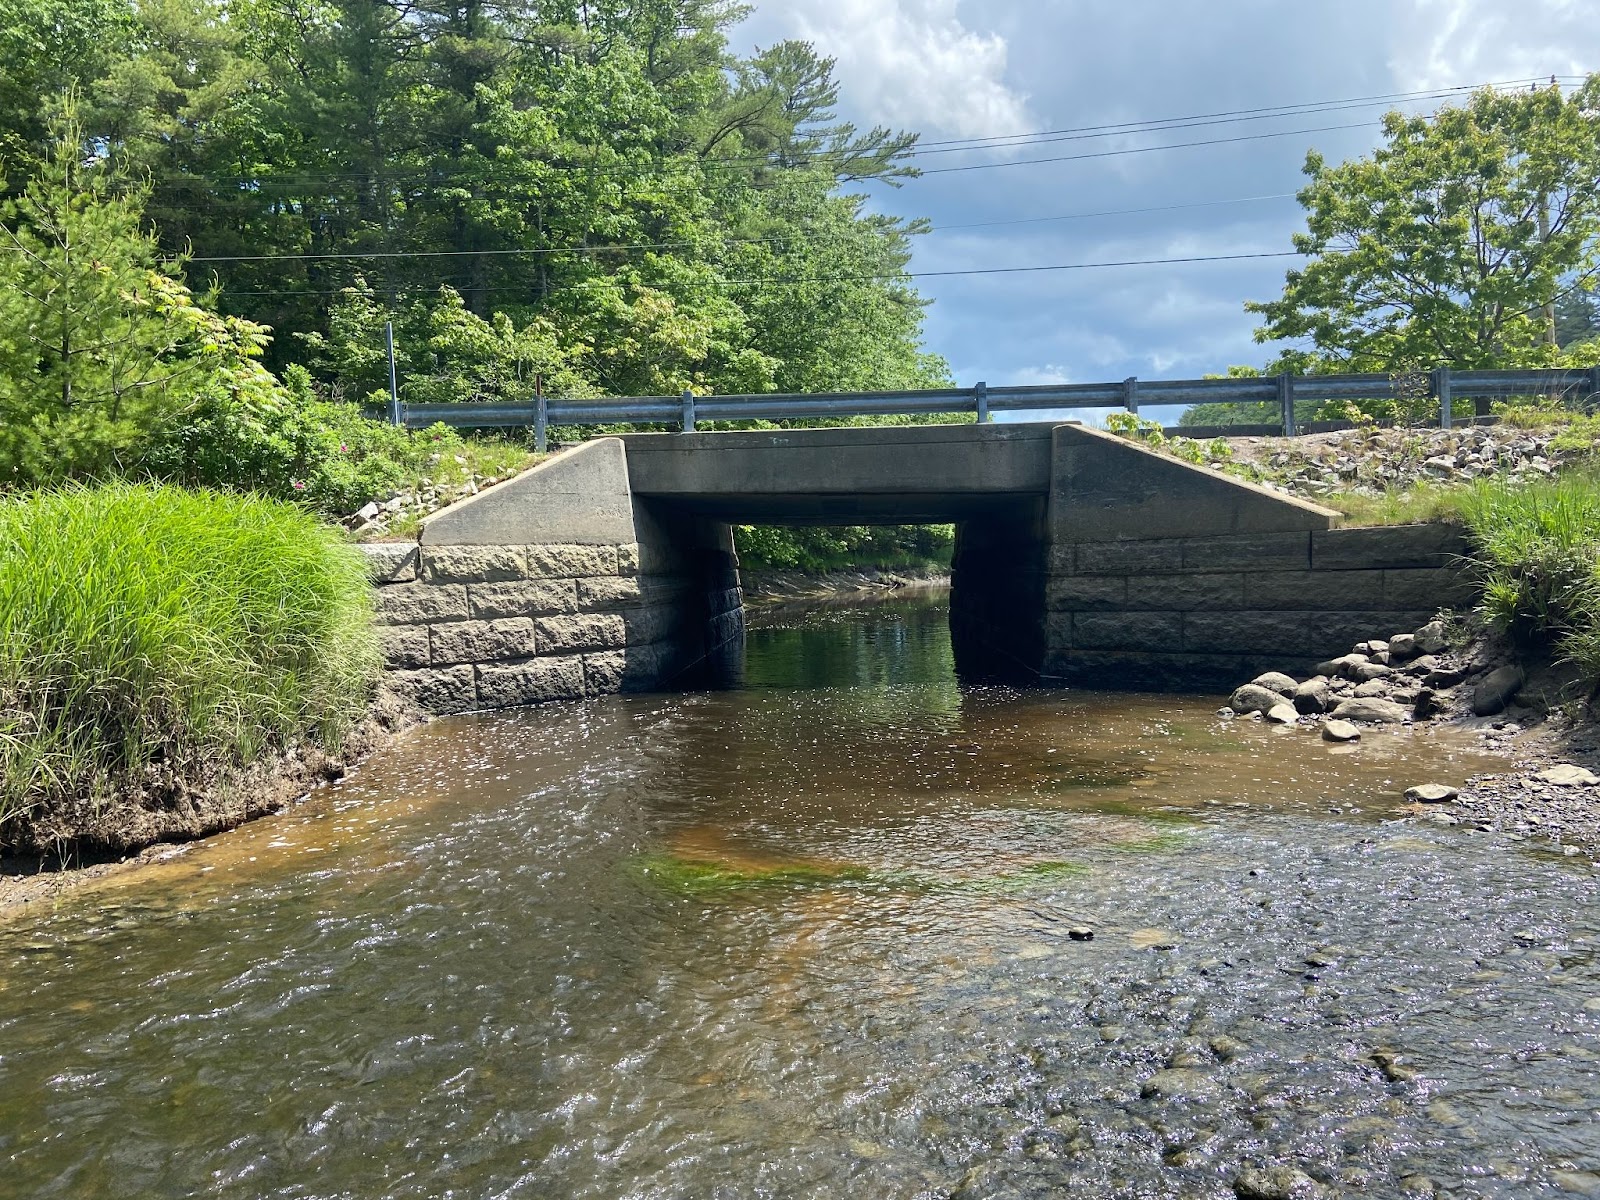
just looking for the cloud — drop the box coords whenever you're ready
[1389,0,1599,89]
[739,0,1034,142]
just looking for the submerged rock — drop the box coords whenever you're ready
[1233,1165,1323,1199]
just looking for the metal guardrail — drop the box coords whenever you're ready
[397,366,1600,451]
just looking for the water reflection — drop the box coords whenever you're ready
[0,593,1596,1199]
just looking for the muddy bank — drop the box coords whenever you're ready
[741,565,949,606]
[0,690,421,915]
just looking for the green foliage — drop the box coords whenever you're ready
[0,104,284,485]
[1250,80,1600,373]
[735,524,953,573]
[1455,468,1600,655]
[1103,411,1234,466]
[0,483,379,849]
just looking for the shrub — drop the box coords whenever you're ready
[0,483,379,849]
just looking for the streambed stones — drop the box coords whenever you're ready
[1403,784,1458,804]
[1233,1165,1324,1199]
[1229,684,1286,716]
[1329,697,1410,724]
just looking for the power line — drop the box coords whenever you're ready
[177,193,1301,264]
[908,76,1580,150]
[214,249,1305,298]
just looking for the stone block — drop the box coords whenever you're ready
[1180,531,1311,572]
[577,576,642,609]
[583,643,677,695]
[421,544,526,584]
[359,542,419,583]
[1242,569,1385,611]
[1312,523,1469,570]
[1044,650,1257,693]
[373,583,469,626]
[1071,611,1184,652]
[1125,573,1244,611]
[1383,568,1475,610]
[623,604,682,644]
[617,542,641,576]
[536,613,628,654]
[525,544,620,578]
[1072,539,1186,575]
[706,587,743,615]
[430,618,537,666]
[628,540,681,575]
[706,610,745,650]
[1046,575,1127,612]
[1308,611,1436,654]
[468,579,578,620]
[1182,611,1310,656]
[387,665,476,714]
[378,624,430,669]
[475,657,585,709]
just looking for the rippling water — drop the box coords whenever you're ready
[2,593,1598,1198]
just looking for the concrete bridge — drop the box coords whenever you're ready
[363,423,1469,713]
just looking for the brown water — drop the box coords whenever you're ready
[3,594,1599,1198]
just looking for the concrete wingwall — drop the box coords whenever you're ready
[361,439,743,715]
[1038,425,1474,690]
[360,425,1476,713]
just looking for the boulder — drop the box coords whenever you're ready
[1352,662,1394,682]
[1423,665,1467,689]
[1322,719,1362,742]
[1229,684,1285,716]
[1315,653,1368,678]
[1251,671,1300,696]
[1353,679,1390,698]
[1404,783,1459,804]
[1388,633,1418,660]
[1293,678,1331,714]
[1329,697,1411,724]
[1414,620,1449,655]
[1412,688,1443,720]
[1265,703,1300,725]
[1471,666,1525,717]
[1354,640,1389,656]
[1538,764,1600,787]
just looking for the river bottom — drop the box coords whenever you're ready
[0,596,1595,1199]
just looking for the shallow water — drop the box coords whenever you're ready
[2,595,1598,1198]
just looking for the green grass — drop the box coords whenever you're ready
[1319,483,1470,527]
[0,483,380,849]
[1453,467,1600,680]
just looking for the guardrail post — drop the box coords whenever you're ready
[1122,377,1139,415]
[680,389,696,434]
[534,392,548,454]
[975,380,989,424]
[1434,366,1453,428]
[1278,371,1296,436]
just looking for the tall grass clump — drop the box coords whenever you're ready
[0,483,379,850]
[1454,467,1600,683]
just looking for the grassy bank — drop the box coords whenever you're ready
[1454,468,1600,683]
[0,484,381,853]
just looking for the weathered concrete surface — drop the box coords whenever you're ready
[370,421,1468,707]
[1049,424,1339,543]
[421,437,636,546]
[621,423,1054,523]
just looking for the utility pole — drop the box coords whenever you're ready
[386,321,401,426]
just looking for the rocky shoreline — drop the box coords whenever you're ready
[1220,616,1600,854]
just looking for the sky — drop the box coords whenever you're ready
[733,0,1600,424]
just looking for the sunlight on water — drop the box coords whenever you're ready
[1,593,1596,1198]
